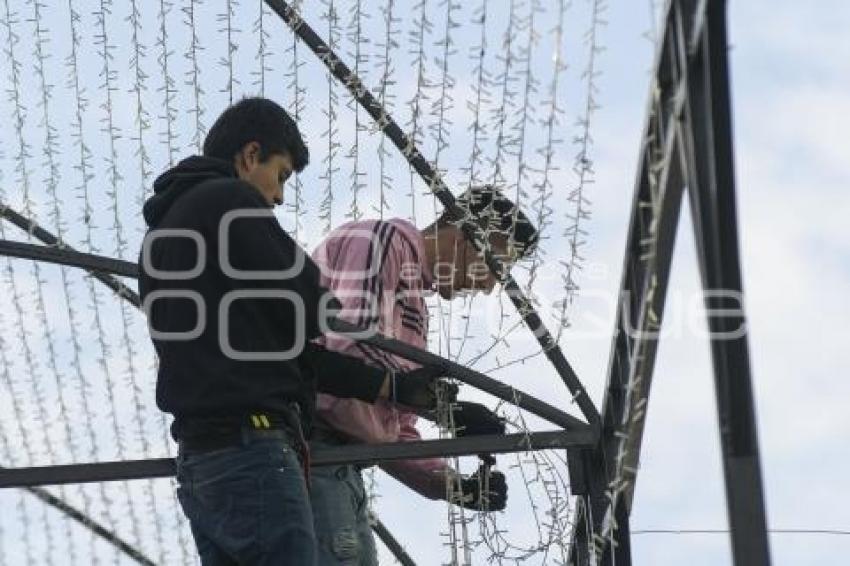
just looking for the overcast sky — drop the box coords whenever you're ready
[0,1,847,565]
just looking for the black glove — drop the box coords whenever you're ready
[450,401,505,437]
[393,366,458,410]
[457,465,507,512]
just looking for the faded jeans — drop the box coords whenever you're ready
[176,433,316,565]
[309,442,378,566]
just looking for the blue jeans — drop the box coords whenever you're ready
[309,445,378,566]
[176,433,316,565]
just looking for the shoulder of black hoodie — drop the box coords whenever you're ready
[212,185,395,404]
[150,175,391,404]
[175,175,268,224]
[162,176,308,279]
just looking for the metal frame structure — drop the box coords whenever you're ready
[566,0,770,563]
[0,0,771,564]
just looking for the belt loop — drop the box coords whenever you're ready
[281,403,311,491]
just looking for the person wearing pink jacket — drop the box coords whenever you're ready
[308,186,540,565]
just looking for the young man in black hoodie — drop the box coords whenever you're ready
[139,97,444,565]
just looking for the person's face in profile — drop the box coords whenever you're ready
[235,142,294,207]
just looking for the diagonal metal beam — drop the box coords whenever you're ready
[0,430,595,488]
[23,484,156,565]
[262,0,600,429]
[370,513,417,566]
[680,0,771,562]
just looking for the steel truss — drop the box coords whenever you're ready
[0,0,770,564]
[566,0,770,564]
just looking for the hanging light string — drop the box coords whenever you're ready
[2,0,63,560]
[65,1,138,561]
[284,0,307,245]
[556,0,606,343]
[319,0,341,233]
[219,0,240,104]
[373,0,398,219]
[157,0,180,166]
[184,0,206,153]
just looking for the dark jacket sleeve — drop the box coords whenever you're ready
[305,343,386,402]
[224,188,327,341]
[225,187,386,401]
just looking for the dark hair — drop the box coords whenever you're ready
[202,97,309,172]
[437,185,540,258]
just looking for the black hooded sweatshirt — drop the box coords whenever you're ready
[139,156,385,434]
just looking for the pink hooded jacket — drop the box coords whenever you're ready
[312,218,448,499]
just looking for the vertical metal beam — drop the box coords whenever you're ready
[611,498,632,564]
[680,1,772,563]
[567,496,592,566]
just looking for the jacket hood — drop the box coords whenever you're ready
[143,156,237,227]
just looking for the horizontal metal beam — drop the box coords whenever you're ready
[317,429,595,466]
[0,238,138,278]
[0,237,585,431]
[0,430,594,488]
[331,319,586,430]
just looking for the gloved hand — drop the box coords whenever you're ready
[457,465,507,512]
[393,366,459,410]
[449,401,505,437]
